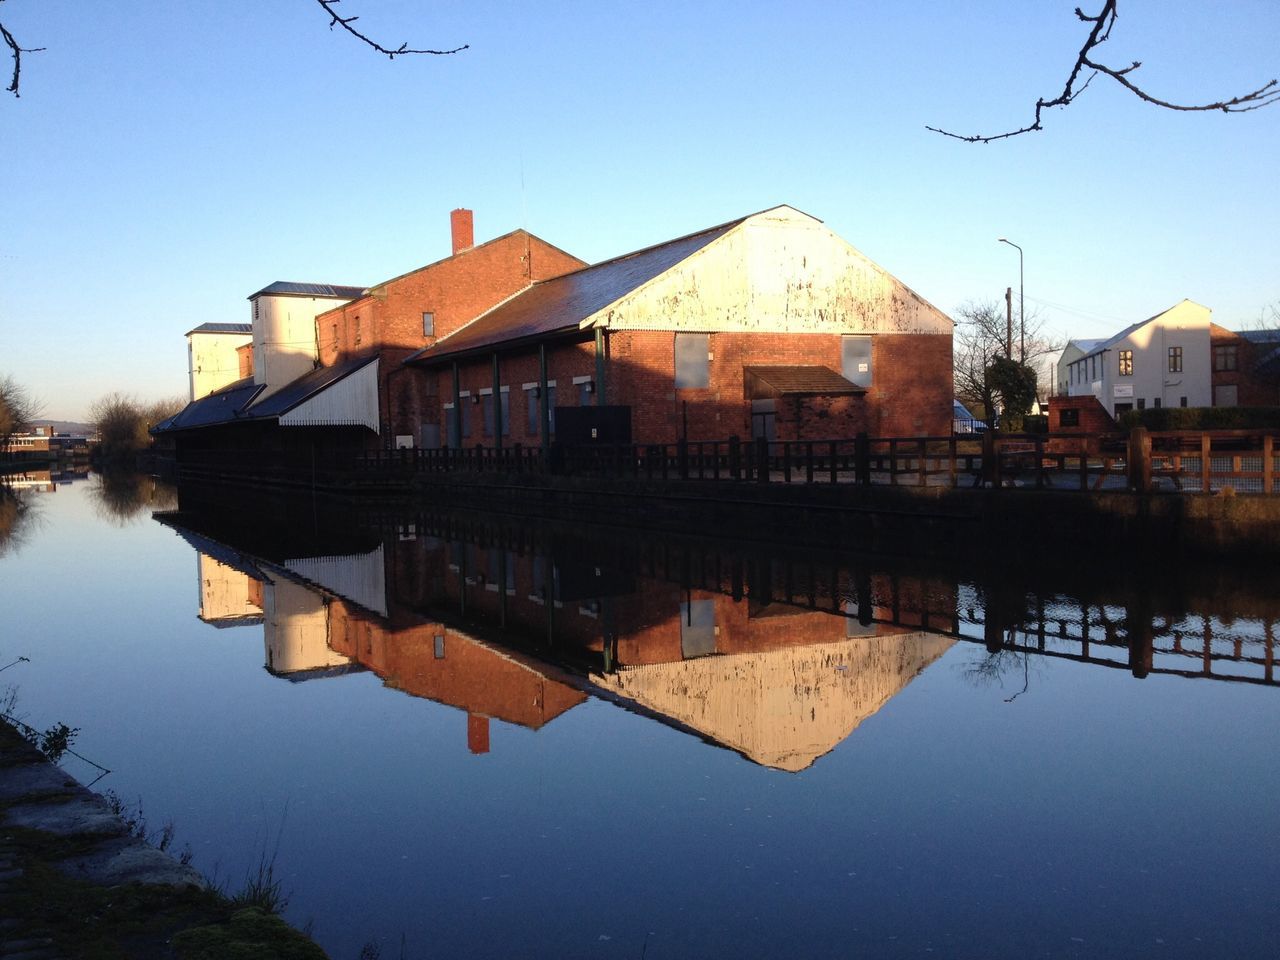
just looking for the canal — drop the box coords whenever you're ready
[1,475,1277,958]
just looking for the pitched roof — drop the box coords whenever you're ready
[152,354,376,434]
[404,216,748,364]
[186,322,252,336]
[249,281,367,300]
[744,366,864,397]
[1078,300,1208,362]
[247,354,377,418]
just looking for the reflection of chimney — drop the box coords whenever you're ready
[450,208,474,255]
[467,713,490,754]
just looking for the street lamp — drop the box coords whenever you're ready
[997,238,1024,365]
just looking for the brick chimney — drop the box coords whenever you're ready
[450,208,474,255]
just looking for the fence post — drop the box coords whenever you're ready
[1128,427,1152,493]
[829,440,837,484]
[782,441,792,483]
[728,435,740,480]
[806,440,816,484]
[917,438,927,487]
[1200,433,1211,493]
[854,432,871,486]
[982,430,997,487]
[756,437,769,483]
[1265,435,1274,495]
[678,439,689,480]
[948,437,957,489]
[1034,435,1045,489]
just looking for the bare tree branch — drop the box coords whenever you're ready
[314,0,468,58]
[1,1,46,99]
[928,1,1279,142]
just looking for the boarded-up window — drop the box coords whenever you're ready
[679,599,716,658]
[842,336,872,387]
[674,333,710,389]
[444,403,458,448]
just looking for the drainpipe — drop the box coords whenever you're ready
[451,362,461,450]
[539,342,551,452]
[491,351,502,451]
[594,327,607,406]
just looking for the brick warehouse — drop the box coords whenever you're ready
[402,205,953,448]
[156,205,952,475]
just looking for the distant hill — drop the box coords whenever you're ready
[34,420,95,436]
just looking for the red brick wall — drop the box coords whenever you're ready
[1211,326,1280,407]
[314,230,585,438]
[419,330,952,445]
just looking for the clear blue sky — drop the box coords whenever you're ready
[2,1,1277,420]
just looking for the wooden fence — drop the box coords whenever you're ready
[357,428,1280,495]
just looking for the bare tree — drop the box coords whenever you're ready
[954,300,1061,425]
[2,1,466,98]
[929,1,1279,142]
[0,374,40,451]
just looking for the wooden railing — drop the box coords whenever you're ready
[354,428,1280,495]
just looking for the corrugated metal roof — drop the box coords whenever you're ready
[744,366,864,397]
[186,322,252,336]
[153,355,376,434]
[405,217,746,364]
[247,354,378,418]
[152,379,264,434]
[248,281,367,300]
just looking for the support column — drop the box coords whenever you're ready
[451,362,462,450]
[594,327,607,406]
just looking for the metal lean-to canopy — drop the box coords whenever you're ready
[744,366,864,399]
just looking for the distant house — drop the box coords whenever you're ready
[1054,338,1105,396]
[1062,301,1214,418]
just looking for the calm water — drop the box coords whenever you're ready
[1,476,1278,959]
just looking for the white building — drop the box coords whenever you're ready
[1063,300,1213,418]
[186,322,251,401]
[248,282,366,399]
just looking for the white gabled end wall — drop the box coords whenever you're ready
[279,358,380,433]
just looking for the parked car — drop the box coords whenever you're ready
[953,400,988,434]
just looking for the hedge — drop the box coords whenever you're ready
[1117,406,1280,431]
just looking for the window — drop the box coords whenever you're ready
[1180,396,1187,408]
[526,387,539,435]
[500,389,510,435]
[1168,346,1183,373]
[679,600,717,659]
[1153,398,1161,408]
[1118,349,1133,376]
[433,635,445,659]
[674,333,710,388]
[460,394,472,438]
[1137,398,1146,410]
[480,390,508,437]
[578,379,594,405]
[482,393,494,437]
[354,316,362,345]
[1214,344,1238,372]
[842,335,873,387]
[1059,408,1080,427]
[422,312,435,337]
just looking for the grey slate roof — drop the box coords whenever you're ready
[152,354,375,434]
[744,366,864,397]
[249,281,367,300]
[186,322,252,336]
[404,216,747,364]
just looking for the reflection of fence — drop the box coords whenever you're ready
[359,428,1280,495]
[405,511,1280,687]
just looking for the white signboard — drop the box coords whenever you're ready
[1113,384,1134,398]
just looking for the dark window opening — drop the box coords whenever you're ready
[1059,408,1080,427]
[1168,346,1183,373]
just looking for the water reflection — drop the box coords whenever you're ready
[154,497,1279,774]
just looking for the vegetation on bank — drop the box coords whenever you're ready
[89,392,186,463]
[0,720,328,959]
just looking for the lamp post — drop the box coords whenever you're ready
[997,238,1024,365]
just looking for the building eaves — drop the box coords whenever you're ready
[186,322,252,337]
[248,281,368,300]
[151,378,265,434]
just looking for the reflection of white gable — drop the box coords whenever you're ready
[277,357,380,432]
[592,631,953,771]
[284,545,387,618]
